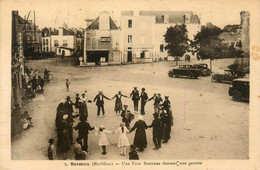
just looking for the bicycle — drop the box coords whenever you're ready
[44,73,58,83]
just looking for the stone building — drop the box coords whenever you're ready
[120,11,201,62]
[84,11,120,65]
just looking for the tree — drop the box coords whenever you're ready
[164,24,189,65]
[191,24,223,71]
[222,24,240,33]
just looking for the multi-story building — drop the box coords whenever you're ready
[120,11,201,62]
[42,35,51,52]
[84,11,120,65]
[11,11,26,136]
[50,27,76,56]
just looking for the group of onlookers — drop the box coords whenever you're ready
[49,86,173,160]
[23,67,46,99]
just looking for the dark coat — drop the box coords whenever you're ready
[148,117,162,138]
[38,78,44,87]
[129,150,139,160]
[140,92,148,102]
[130,120,148,148]
[74,121,94,137]
[55,103,66,128]
[130,90,140,101]
[160,99,171,111]
[94,94,109,107]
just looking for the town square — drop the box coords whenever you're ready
[9,2,251,161]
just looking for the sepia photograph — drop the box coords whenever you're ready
[1,0,260,169]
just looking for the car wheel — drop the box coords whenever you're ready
[168,72,173,77]
[232,91,241,101]
[187,72,193,79]
[211,75,218,83]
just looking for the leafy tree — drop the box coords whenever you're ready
[191,24,223,71]
[164,24,189,65]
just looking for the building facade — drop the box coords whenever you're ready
[42,36,51,52]
[120,11,201,62]
[11,11,26,136]
[50,27,76,56]
[84,11,120,65]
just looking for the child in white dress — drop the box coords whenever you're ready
[114,123,130,156]
[95,125,112,155]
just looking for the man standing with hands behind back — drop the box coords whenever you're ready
[130,87,140,112]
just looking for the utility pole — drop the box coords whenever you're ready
[84,19,94,65]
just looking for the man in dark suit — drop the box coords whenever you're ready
[64,96,75,144]
[148,113,162,150]
[93,91,110,117]
[140,88,148,115]
[73,116,94,152]
[130,87,140,112]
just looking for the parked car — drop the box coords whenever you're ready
[168,65,200,79]
[192,64,211,76]
[229,78,249,101]
[211,70,244,83]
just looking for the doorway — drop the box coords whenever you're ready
[127,47,132,62]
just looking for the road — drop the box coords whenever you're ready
[11,58,249,160]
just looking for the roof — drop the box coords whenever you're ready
[233,78,249,82]
[139,11,200,24]
[87,16,119,30]
[61,27,75,35]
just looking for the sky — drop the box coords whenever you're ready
[14,0,244,30]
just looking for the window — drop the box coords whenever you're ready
[63,40,68,46]
[128,20,132,28]
[43,47,45,52]
[46,39,48,45]
[59,49,61,53]
[43,39,45,45]
[128,35,132,43]
[160,44,164,52]
[46,46,49,52]
[141,51,145,58]
[54,40,59,46]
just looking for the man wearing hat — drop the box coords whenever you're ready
[148,93,163,114]
[140,88,148,115]
[160,96,171,113]
[93,91,110,117]
[148,113,162,150]
[130,87,140,112]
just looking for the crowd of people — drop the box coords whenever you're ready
[50,86,173,160]
[23,67,50,100]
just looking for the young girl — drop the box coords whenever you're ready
[66,79,70,91]
[95,125,112,155]
[114,123,130,156]
[47,138,56,160]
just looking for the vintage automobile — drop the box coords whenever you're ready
[229,78,249,101]
[168,65,200,79]
[192,64,211,76]
[211,70,244,83]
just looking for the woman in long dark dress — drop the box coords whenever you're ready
[129,115,148,151]
[111,91,128,116]
[60,114,71,151]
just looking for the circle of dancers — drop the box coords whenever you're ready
[49,87,173,160]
